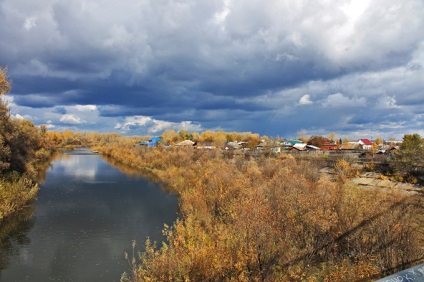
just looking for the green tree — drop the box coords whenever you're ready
[393,133,424,182]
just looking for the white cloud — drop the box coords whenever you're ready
[13,113,24,120]
[299,94,313,105]
[76,105,97,112]
[23,17,37,30]
[115,115,202,135]
[322,93,367,108]
[60,114,85,124]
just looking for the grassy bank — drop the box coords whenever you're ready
[0,175,39,222]
[96,140,423,281]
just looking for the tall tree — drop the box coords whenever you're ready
[161,129,179,144]
[0,67,12,172]
[0,67,49,176]
[0,67,10,95]
[297,130,309,143]
[328,132,336,142]
[393,133,424,181]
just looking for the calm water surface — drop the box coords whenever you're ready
[0,149,178,281]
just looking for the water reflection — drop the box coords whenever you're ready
[101,155,162,182]
[0,149,178,282]
[0,205,36,270]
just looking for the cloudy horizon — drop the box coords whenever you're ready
[1,0,423,140]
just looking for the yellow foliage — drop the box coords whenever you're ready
[96,137,423,281]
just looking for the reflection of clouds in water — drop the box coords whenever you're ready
[18,248,34,266]
[54,155,98,180]
[0,152,177,281]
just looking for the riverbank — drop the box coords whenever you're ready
[96,141,423,281]
[0,66,56,225]
[0,151,55,224]
[0,177,39,222]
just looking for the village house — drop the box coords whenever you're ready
[307,136,338,150]
[358,138,373,150]
[281,140,303,150]
[176,140,196,147]
[195,142,216,150]
[256,140,282,153]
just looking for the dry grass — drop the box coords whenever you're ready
[97,141,423,281]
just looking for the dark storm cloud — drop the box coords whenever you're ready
[1,0,424,138]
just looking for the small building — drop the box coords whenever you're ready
[306,145,321,151]
[291,143,307,151]
[307,136,337,150]
[256,141,267,150]
[176,140,196,147]
[225,142,240,150]
[358,139,373,150]
[196,142,216,150]
[281,140,304,150]
[140,137,162,147]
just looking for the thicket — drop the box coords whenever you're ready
[392,133,424,184]
[0,67,54,222]
[45,131,131,149]
[95,139,423,281]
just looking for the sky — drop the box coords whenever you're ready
[1,0,423,140]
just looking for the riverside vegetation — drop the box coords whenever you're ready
[93,138,423,281]
[0,67,54,223]
[1,64,423,280]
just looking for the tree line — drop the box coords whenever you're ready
[0,67,54,222]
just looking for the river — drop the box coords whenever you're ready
[0,148,178,281]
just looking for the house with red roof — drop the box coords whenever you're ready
[358,139,373,150]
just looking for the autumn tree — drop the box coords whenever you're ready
[374,136,383,145]
[200,130,214,142]
[308,135,331,148]
[178,129,192,141]
[1,66,54,221]
[161,129,179,144]
[213,131,227,147]
[328,132,336,142]
[191,132,200,142]
[0,67,10,95]
[297,130,309,143]
[0,67,53,176]
[226,133,235,142]
[246,134,260,150]
[0,67,11,172]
